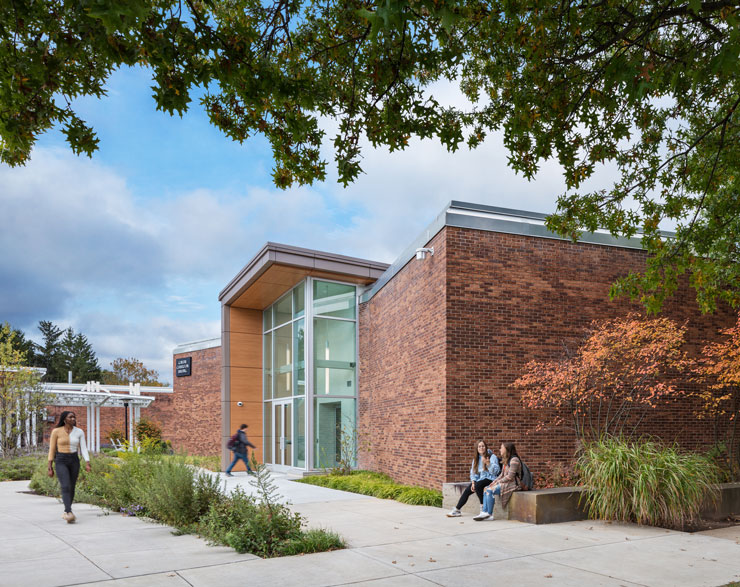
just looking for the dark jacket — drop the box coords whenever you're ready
[234,429,256,453]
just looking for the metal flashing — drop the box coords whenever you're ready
[173,338,222,355]
[219,242,389,306]
[359,200,674,303]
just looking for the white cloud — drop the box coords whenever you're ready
[0,83,628,383]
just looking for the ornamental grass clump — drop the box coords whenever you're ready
[577,436,720,529]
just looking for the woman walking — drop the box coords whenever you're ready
[446,440,500,517]
[474,441,521,521]
[48,411,92,523]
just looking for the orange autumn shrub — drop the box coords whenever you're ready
[513,314,689,442]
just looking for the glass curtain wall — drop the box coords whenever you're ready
[262,279,356,469]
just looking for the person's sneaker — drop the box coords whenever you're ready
[225,472,233,477]
[473,511,492,521]
[446,509,462,517]
[66,512,76,524]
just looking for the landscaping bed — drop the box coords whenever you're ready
[0,452,47,481]
[27,452,344,557]
[295,470,443,507]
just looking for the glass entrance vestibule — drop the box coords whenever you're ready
[262,278,357,470]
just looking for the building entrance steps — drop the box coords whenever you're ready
[4,476,740,587]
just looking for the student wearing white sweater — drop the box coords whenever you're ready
[48,411,91,523]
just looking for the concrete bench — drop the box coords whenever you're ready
[702,482,740,520]
[444,481,740,525]
[443,482,588,524]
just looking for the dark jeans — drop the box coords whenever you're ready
[456,478,493,510]
[55,453,80,513]
[226,450,252,474]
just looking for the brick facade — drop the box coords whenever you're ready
[358,230,448,488]
[358,225,737,490]
[165,346,221,455]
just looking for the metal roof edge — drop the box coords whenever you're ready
[359,200,675,304]
[219,242,389,305]
[173,338,222,355]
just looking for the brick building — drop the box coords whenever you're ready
[175,201,735,486]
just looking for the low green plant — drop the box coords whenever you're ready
[0,453,46,481]
[175,453,220,471]
[577,436,721,528]
[296,471,442,507]
[274,528,345,556]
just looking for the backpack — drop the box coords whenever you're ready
[517,458,534,491]
[226,432,239,450]
[492,453,502,477]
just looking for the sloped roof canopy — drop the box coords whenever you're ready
[219,243,389,310]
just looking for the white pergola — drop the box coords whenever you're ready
[44,381,172,452]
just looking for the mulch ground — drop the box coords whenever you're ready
[676,515,740,533]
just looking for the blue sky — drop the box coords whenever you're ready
[1,65,603,380]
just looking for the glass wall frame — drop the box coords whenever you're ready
[262,276,357,470]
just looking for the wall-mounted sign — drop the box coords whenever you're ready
[176,357,192,377]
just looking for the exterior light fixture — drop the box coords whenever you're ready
[415,247,434,260]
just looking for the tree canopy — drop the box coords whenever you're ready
[101,357,166,386]
[2,0,739,311]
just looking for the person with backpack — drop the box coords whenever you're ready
[446,440,501,517]
[225,424,256,476]
[474,441,522,521]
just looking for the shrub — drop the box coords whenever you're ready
[577,436,721,528]
[135,418,163,442]
[29,462,60,496]
[198,467,307,557]
[108,429,125,444]
[0,453,46,481]
[137,457,224,528]
[537,461,580,489]
[199,486,258,545]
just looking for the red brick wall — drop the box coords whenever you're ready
[360,225,736,490]
[358,230,448,489]
[162,347,221,455]
[444,226,736,487]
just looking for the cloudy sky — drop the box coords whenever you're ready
[0,66,611,381]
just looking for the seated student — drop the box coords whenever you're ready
[474,441,521,521]
[447,440,501,517]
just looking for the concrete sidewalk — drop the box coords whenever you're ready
[1,473,740,587]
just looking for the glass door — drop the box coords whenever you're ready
[272,400,293,467]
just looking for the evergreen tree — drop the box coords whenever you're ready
[60,328,102,383]
[35,321,64,382]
